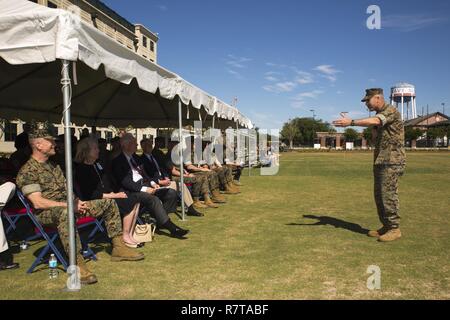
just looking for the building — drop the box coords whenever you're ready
[315,132,368,150]
[28,0,158,63]
[404,112,449,147]
[403,112,449,129]
[1,0,160,154]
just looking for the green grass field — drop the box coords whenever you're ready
[1,151,449,300]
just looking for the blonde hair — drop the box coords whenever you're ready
[75,137,98,163]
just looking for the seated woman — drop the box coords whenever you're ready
[75,137,142,248]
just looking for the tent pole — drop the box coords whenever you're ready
[61,59,79,291]
[248,131,251,177]
[178,97,186,221]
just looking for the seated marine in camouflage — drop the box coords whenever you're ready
[16,121,144,285]
[198,141,240,195]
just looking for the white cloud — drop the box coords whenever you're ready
[265,62,288,68]
[225,54,252,79]
[263,81,297,93]
[295,71,314,84]
[382,14,447,32]
[157,5,168,11]
[295,90,324,99]
[265,76,279,82]
[226,54,252,69]
[290,90,324,109]
[314,65,341,82]
[226,68,243,79]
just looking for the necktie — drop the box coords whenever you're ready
[130,157,149,184]
[150,155,162,177]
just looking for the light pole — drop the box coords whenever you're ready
[310,109,316,120]
[442,102,445,116]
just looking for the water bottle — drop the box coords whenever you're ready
[48,254,58,279]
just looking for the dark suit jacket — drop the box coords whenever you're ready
[140,153,169,184]
[112,152,152,193]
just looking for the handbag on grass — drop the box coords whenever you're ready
[133,223,156,243]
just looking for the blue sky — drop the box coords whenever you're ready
[103,0,450,130]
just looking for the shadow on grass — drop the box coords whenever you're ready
[287,214,370,236]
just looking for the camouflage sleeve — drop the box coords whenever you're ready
[16,166,42,196]
[376,106,397,127]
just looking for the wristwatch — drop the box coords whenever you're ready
[350,120,355,126]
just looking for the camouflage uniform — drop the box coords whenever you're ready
[164,153,210,198]
[373,103,406,229]
[16,158,122,256]
[172,175,209,198]
[193,170,220,192]
[213,166,233,189]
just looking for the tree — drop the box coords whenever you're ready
[292,117,333,146]
[280,120,300,149]
[427,127,446,147]
[363,127,373,146]
[344,128,359,142]
[404,127,423,142]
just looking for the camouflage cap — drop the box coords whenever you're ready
[28,120,57,140]
[361,88,384,102]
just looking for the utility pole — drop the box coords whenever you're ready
[232,97,238,108]
[310,109,316,120]
[442,102,445,116]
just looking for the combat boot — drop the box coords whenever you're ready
[77,254,98,285]
[211,190,226,203]
[233,180,242,186]
[193,197,208,209]
[227,182,240,193]
[367,226,389,238]
[111,236,145,262]
[203,195,219,208]
[378,229,402,242]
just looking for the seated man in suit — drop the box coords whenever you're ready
[151,137,167,168]
[112,134,188,238]
[140,138,203,217]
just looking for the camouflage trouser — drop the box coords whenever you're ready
[36,199,122,257]
[194,171,219,192]
[213,166,233,189]
[173,175,209,198]
[373,165,405,229]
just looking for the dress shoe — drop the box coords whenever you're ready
[0,261,19,271]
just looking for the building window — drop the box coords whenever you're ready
[142,36,147,48]
[4,122,17,142]
[150,41,155,52]
[47,1,57,8]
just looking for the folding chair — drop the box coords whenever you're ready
[1,207,27,235]
[15,191,99,273]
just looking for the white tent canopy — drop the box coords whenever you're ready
[0,0,253,129]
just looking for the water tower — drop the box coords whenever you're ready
[390,83,417,121]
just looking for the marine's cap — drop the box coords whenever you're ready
[361,88,383,102]
[28,120,57,140]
